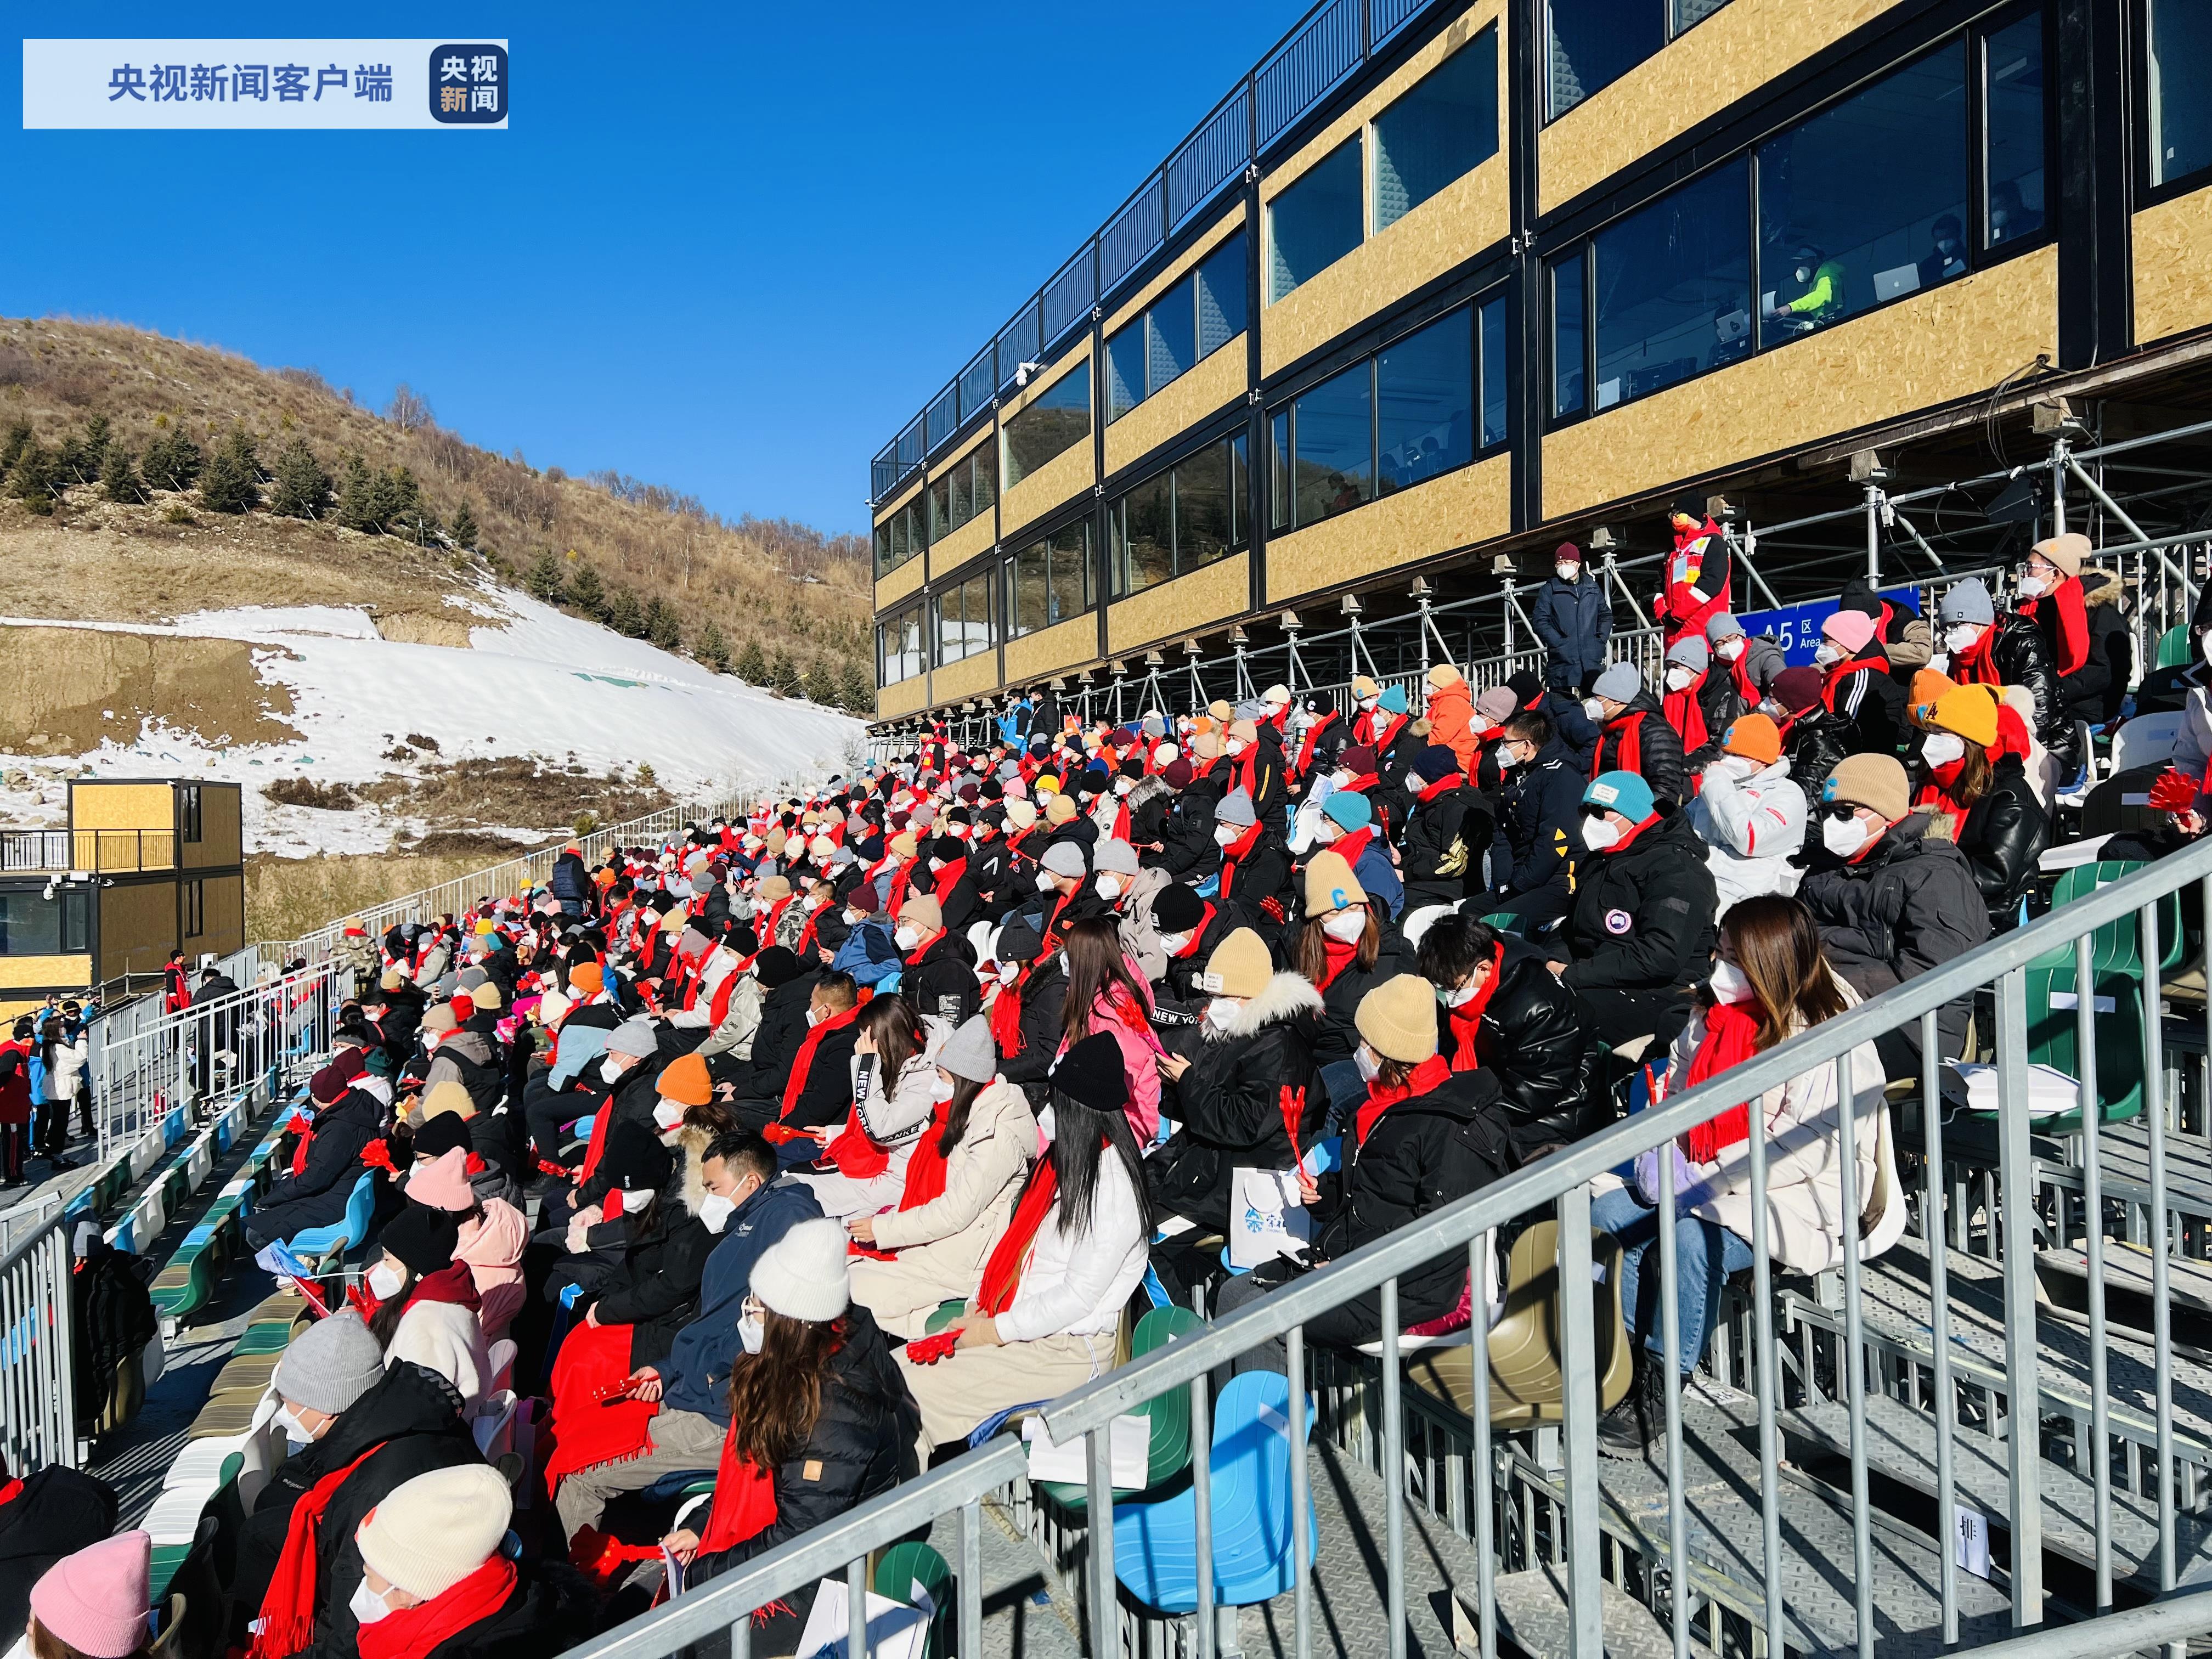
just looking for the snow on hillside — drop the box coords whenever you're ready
[0,583,865,856]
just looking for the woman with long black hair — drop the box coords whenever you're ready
[1053,916,1165,1143]
[893,1032,1152,1464]
[792,992,945,1220]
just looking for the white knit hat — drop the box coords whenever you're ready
[749,1217,851,1323]
[354,1465,511,1601]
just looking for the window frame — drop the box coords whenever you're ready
[1001,360,1094,489]
[877,601,928,686]
[2135,0,2212,207]
[1104,229,1250,426]
[933,567,997,668]
[1106,432,1251,601]
[1543,6,2055,432]
[178,785,203,844]
[1371,24,1502,234]
[1266,133,1366,305]
[1004,517,1097,640]
[1543,0,1737,126]
[182,878,205,942]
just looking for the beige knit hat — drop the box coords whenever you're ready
[1426,663,1464,690]
[1822,753,1911,823]
[1045,794,1077,825]
[2032,531,2089,579]
[899,893,943,932]
[757,874,792,902]
[1003,799,1038,831]
[1189,733,1221,760]
[1356,974,1441,1064]
[419,1079,476,1121]
[889,830,919,858]
[1303,850,1366,915]
[1200,928,1272,999]
[356,1465,511,1601]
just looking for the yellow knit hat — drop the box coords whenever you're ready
[1200,928,1272,999]
[1355,974,1440,1065]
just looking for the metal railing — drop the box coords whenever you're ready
[569,827,2212,1659]
[0,1202,78,1474]
[0,830,177,874]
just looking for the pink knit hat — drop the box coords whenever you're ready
[31,1531,150,1659]
[1821,609,1880,654]
[404,1147,475,1213]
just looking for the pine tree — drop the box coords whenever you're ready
[839,658,877,713]
[801,654,835,703]
[267,437,331,520]
[99,442,145,504]
[142,430,202,492]
[523,549,566,603]
[449,501,479,550]
[697,620,730,673]
[605,586,645,637]
[335,453,380,531]
[82,415,109,458]
[198,430,259,514]
[644,597,681,651]
[733,637,768,685]
[56,433,93,486]
[7,443,59,514]
[767,647,800,697]
[0,420,31,477]
[566,561,605,618]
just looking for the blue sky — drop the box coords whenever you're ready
[1,4,1306,537]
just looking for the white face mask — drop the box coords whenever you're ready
[1158,931,1190,956]
[1708,753,1756,782]
[893,924,919,951]
[737,1312,764,1354]
[1813,642,1844,667]
[1330,769,1355,789]
[600,1055,627,1085]
[698,1193,736,1234]
[349,1579,397,1627]
[1205,998,1242,1032]
[1581,697,1608,723]
[1096,875,1124,901]
[1822,815,1874,859]
[1035,871,1057,891]
[1056,951,1069,977]
[653,1098,685,1131]
[1717,638,1745,661]
[929,1071,958,1103]
[1944,623,1984,654]
[1556,562,1580,582]
[1493,744,1518,771]
[1709,959,1756,1005]
[1322,908,1367,944]
[366,1261,404,1301]
[1440,980,1480,1009]
[1354,1046,1381,1082]
[927,857,944,873]
[996,961,1020,984]
[275,1404,318,1448]
[1114,778,1133,796]
[844,909,867,927]
[1225,738,1246,757]
[1664,665,1697,692]
[805,1007,826,1028]
[2017,572,2048,597]
[1356,695,1378,712]
[1580,816,1621,851]
[1214,824,1241,848]
[1922,731,1966,769]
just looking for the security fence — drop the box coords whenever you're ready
[0,1203,78,1474]
[566,832,2212,1658]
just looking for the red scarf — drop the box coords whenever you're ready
[1292,712,1341,779]
[1314,933,1361,991]
[1217,821,1262,901]
[1356,1054,1453,1146]
[542,1319,657,1485]
[1953,624,1999,686]
[356,1556,517,1659]
[1725,644,1759,709]
[1820,653,1889,714]
[825,1105,890,1179]
[989,971,1028,1053]
[1330,825,1375,868]
[0,1479,21,1510]
[286,1112,317,1178]
[884,859,917,917]
[1664,668,1709,754]
[1167,901,1215,957]
[1444,943,1505,1071]
[1681,997,1764,1163]
[2019,575,2089,675]
[780,1004,860,1123]
[1602,811,1663,857]
[1595,709,1649,778]
[932,856,968,900]
[697,1420,780,1556]
[1991,705,2034,766]
[1416,772,1463,805]
[899,1099,957,1211]
[1915,760,1969,816]
[249,1447,383,1659]
[976,1153,1070,1316]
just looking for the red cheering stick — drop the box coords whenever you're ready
[2148,768,2203,814]
[905,1331,960,1366]
[590,1377,642,1403]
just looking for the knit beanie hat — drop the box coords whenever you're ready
[419,1079,475,1121]
[1215,788,1258,827]
[899,893,944,933]
[1822,753,1911,822]
[1720,713,1782,766]
[938,1015,997,1084]
[1426,663,1464,690]
[1770,665,1824,714]
[606,1017,659,1059]
[596,1119,675,1195]
[1163,759,1195,789]
[1666,635,1711,672]
[272,1309,384,1416]
[2033,531,2089,578]
[889,830,919,859]
[1044,794,1078,826]
[465,979,504,1012]
[1929,685,2001,748]
[1474,685,1517,724]
[1821,610,1880,653]
[757,874,793,903]
[1593,662,1642,704]
[410,1111,472,1161]
[1350,674,1380,698]
[1200,928,1272,999]
[1322,790,1372,832]
[1150,883,1204,934]
[403,1148,476,1214]
[992,915,1044,963]
[30,1533,150,1659]
[1706,611,1746,643]
[378,1203,459,1279]
[1004,798,1039,830]
[752,945,803,989]
[356,1466,512,1602]
[1094,838,1141,877]
[1189,733,1222,760]
[751,1217,853,1322]
[1048,1030,1131,1114]
[1410,746,1460,785]
[1304,850,1367,915]
[420,1004,458,1037]
[1938,578,1996,627]
[1041,841,1088,879]
[567,961,605,998]
[1355,974,1442,1065]
[1584,769,1656,823]
[1379,685,1409,714]
[657,1051,712,1108]
[1908,668,1958,720]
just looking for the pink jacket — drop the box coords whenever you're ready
[1056,980,1165,1143]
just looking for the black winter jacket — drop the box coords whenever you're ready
[1593,695,1687,808]
[1399,778,1487,909]
[1782,706,1854,799]
[415,1566,584,1659]
[590,1148,718,1368]
[1983,610,2083,775]
[0,1466,116,1643]
[229,1362,482,1655]
[1306,927,1414,1069]
[1530,573,1612,692]
[1152,971,1328,1225]
[1447,941,1598,1161]
[1490,739,1584,899]
[1954,755,2050,929]
[1556,811,1719,995]
[994,958,1071,1103]
[691,1308,921,1581]
[746,970,823,1096]
[261,1087,381,1212]
[1218,828,1295,947]
[1825,661,1908,761]
[1161,773,1228,880]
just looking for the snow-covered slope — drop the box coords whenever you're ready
[0,583,864,855]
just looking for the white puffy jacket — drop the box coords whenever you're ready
[1688,756,1805,918]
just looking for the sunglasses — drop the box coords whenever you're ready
[1821,802,1863,824]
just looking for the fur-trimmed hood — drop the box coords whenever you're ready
[1128,773,1173,812]
[1202,969,1325,1042]
[674,1122,712,1217]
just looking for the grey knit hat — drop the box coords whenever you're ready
[605,1017,659,1059]
[273,1310,385,1416]
[1705,611,1746,643]
[1094,838,1141,876]
[1666,636,1711,672]
[938,1015,997,1084]
[1938,578,1996,626]
[1042,841,1088,878]
[1215,787,1257,827]
[1593,662,1643,704]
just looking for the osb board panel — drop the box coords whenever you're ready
[180,787,242,868]
[1000,441,1098,543]
[875,553,926,612]
[71,782,171,832]
[0,955,91,990]
[1539,0,1908,215]
[100,879,174,977]
[927,509,996,580]
[1004,613,1102,685]
[1109,554,1249,655]
[1266,456,1510,605]
[1105,343,1248,479]
[932,651,1001,704]
[1106,208,1248,335]
[877,676,932,719]
[1260,0,1508,378]
[1543,245,2058,521]
[2133,189,2212,348]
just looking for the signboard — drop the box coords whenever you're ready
[23,40,509,129]
[1733,585,1922,668]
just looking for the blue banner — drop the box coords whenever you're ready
[1734,585,1920,668]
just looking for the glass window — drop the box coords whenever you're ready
[1197,234,1248,355]
[1593,158,1751,410]
[1269,410,1291,532]
[2148,0,2212,188]
[929,475,951,542]
[1228,432,1249,549]
[1983,12,2046,249]
[1548,0,1666,120]
[1054,521,1092,620]
[1007,522,1094,637]
[1267,137,1363,303]
[1175,446,1231,572]
[1551,253,1587,416]
[1291,362,1374,528]
[1374,28,1500,232]
[936,575,995,665]
[904,499,926,557]
[873,523,892,577]
[948,464,970,532]
[1111,474,1175,597]
[1479,295,1509,449]
[971,445,997,521]
[1378,308,1472,495]
[1148,280,1195,397]
[0,891,69,956]
[878,604,928,685]
[1105,323,1146,422]
[1003,362,1092,488]
[1756,42,1969,348]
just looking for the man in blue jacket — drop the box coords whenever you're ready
[555,1128,822,1538]
[1529,541,1613,695]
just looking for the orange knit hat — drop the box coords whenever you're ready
[656,1051,712,1108]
